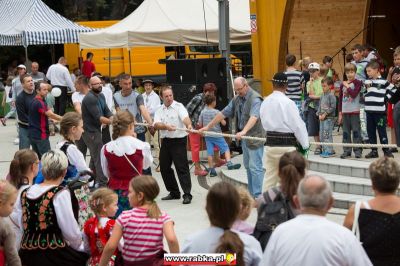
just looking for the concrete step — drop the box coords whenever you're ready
[332,192,373,209]
[220,167,374,211]
[309,170,374,197]
[307,153,370,179]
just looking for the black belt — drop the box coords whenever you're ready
[265,131,297,147]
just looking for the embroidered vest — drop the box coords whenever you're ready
[104,148,143,190]
[20,186,66,250]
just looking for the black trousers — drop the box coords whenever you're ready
[54,85,68,115]
[137,132,152,176]
[159,137,191,196]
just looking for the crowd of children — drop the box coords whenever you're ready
[285,44,400,158]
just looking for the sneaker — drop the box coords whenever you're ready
[340,153,351,159]
[227,161,241,170]
[0,118,6,126]
[320,151,334,158]
[384,151,394,158]
[314,147,322,155]
[214,159,227,168]
[13,138,19,145]
[355,154,362,159]
[365,151,378,159]
[208,168,218,177]
[194,168,208,176]
[390,148,398,153]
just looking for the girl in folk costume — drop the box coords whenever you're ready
[83,188,119,266]
[99,176,179,266]
[101,110,153,216]
[56,112,94,228]
[17,150,88,266]
[7,149,39,249]
[0,180,21,266]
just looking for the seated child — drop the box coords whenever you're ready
[232,187,254,234]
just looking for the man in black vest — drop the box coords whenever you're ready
[200,77,265,198]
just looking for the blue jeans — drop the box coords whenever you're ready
[19,126,31,150]
[241,141,264,198]
[320,118,334,153]
[30,138,51,159]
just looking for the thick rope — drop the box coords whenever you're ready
[135,123,398,149]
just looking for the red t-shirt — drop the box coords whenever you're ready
[81,60,95,78]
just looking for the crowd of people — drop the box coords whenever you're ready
[0,43,399,265]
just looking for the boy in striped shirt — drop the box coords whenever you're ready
[364,60,396,158]
[284,54,304,111]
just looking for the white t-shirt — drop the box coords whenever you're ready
[263,214,372,266]
[153,101,189,139]
[101,86,113,112]
[5,85,12,103]
[182,226,262,266]
[71,91,85,104]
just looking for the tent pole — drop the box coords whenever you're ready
[129,49,132,75]
[108,49,111,77]
[218,0,232,99]
[24,46,28,65]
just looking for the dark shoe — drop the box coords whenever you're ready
[314,147,322,155]
[384,152,394,158]
[355,154,362,159]
[208,168,218,177]
[340,153,351,159]
[365,151,378,159]
[161,194,180,200]
[390,148,398,153]
[182,194,192,204]
[227,161,241,170]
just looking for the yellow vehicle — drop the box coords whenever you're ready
[64,20,167,80]
[64,20,242,80]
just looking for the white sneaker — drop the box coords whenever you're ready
[13,138,19,145]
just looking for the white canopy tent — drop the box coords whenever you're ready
[79,0,250,49]
[0,0,93,47]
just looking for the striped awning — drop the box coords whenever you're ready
[0,0,94,46]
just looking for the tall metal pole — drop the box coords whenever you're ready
[218,0,232,100]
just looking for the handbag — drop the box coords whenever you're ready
[352,200,362,242]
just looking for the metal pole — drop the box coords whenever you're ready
[218,0,232,100]
[24,46,28,65]
[108,49,111,77]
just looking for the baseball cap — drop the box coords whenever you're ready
[308,62,320,70]
[17,64,26,69]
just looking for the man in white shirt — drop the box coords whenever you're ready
[142,79,161,159]
[263,175,372,266]
[260,72,309,191]
[46,57,75,115]
[154,85,193,204]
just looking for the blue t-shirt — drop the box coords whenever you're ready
[199,107,221,137]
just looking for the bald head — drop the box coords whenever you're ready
[233,77,249,97]
[297,175,333,212]
[31,62,39,74]
[58,57,67,65]
[89,76,102,93]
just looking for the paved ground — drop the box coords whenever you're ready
[3,119,398,246]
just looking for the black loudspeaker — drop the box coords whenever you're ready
[166,58,227,84]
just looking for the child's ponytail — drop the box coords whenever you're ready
[215,230,244,266]
[147,200,161,219]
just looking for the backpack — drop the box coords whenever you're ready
[253,187,295,251]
